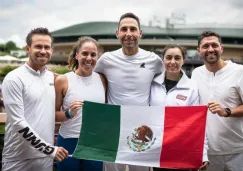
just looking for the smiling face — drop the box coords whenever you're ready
[75,41,98,76]
[198,36,223,65]
[163,47,184,76]
[116,17,142,50]
[26,34,53,71]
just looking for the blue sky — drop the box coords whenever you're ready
[0,0,243,47]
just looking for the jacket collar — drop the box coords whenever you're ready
[153,70,191,89]
[24,63,47,76]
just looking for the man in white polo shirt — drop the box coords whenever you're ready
[1,27,68,171]
[191,31,243,171]
[95,13,163,171]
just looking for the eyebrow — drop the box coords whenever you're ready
[34,44,51,47]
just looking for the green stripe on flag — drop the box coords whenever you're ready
[72,101,121,162]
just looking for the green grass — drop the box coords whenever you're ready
[0,125,4,134]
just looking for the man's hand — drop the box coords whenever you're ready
[208,102,227,117]
[199,161,210,170]
[55,147,68,162]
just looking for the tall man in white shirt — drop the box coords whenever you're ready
[191,31,243,171]
[2,27,68,171]
[95,13,163,171]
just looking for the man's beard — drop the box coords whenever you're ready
[203,53,220,65]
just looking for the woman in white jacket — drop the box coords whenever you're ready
[150,44,209,171]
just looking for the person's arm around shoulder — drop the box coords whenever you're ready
[188,80,200,106]
[191,67,199,83]
[2,77,68,162]
[153,53,164,75]
[47,67,59,81]
[54,72,59,81]
[55,74,69,122]
[94,53,108,75]
[99,73,107,103]
[191,68,202,105]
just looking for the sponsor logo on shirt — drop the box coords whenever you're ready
[49,83,54,86]
[176,94,187,101]
[18,127,55,155]
[140,63,145,68]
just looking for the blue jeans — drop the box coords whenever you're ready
[56,134,103,171]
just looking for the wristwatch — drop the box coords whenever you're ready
[65,109,72,119]
[224,108,231,117]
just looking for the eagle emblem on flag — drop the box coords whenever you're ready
[127,125,156,152]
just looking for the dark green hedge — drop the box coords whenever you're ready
[52,67,70,74]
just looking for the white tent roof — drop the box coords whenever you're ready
[19,57,29,62]
[0,55,19,61]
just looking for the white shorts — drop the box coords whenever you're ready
[2,157,53,171]
[103,162,150,171]
[207,153,243,171]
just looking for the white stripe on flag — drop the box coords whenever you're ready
[115,105,165,167]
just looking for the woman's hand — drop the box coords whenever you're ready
[199,161,210,170]
[69,100,83,117]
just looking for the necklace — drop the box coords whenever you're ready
[79,75,92,86]
[74,72,93,86]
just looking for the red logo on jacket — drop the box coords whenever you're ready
[176,94,187,101]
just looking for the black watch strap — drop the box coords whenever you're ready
[65,109,72,118]
[224,108,231,117]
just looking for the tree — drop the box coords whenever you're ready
[5,41,19,53]
[0,44,5,52]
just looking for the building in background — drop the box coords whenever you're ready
[51,21,243,77]
[10,50,26,57]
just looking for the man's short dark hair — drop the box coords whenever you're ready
[26,27,53,47]
[118,12,140,29]
[198,31,222,47]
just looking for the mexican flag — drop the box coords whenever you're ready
[72,101,207,169]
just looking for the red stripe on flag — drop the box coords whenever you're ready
[160,106,207,169]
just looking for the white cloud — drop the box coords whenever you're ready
[0,38,5,44]
[0,35,25,47]
[9,35,25,47]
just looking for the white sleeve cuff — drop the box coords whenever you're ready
[203,153,209,162]
[50,146,58,158]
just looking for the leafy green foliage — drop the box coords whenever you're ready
[52,67,70,74]
[0,65,18,77]
[0,41,21,53]
[0,51,8,56]
[5,41,19,53]
[0,125,4,134]
[0,44,5,52]
[0,65,70,82]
